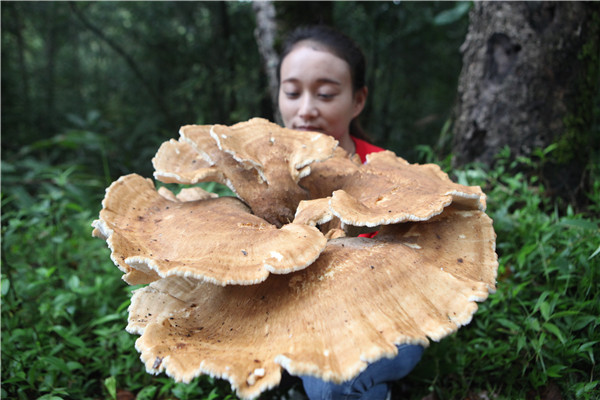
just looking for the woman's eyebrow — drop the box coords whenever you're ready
[281,77,341,85]
[315,78,342,85]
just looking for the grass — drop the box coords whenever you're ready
[401,149,599,399]
[2,136,598,399]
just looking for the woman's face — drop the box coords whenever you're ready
[278,42,366,149]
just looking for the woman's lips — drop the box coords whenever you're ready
[295,126,321,132]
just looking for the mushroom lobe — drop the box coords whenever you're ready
[93,174,326,286]
[153,119,338,227]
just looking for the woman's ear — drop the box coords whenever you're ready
[353,87,368,118]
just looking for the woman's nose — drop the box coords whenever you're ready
[298,95,318,119]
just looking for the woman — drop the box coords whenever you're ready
[277,25,424,400]
[278,25,384,163]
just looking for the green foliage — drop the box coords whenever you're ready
[1,1,469,177]
[1,135,237,400]
[402,147,600,399]
[3,132,599,400]
[2,1,267,178]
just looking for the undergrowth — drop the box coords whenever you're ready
[2,137,598,400]
[1,136,236,400]
[403,147,599,399]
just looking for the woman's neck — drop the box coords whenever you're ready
[339,133,356,155]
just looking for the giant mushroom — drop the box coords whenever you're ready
[93,118,498,399]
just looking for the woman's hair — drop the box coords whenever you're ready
[277,25,372,142]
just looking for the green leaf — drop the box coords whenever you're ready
[579,341,599,363]
[525,317,541,332]
[1,276,10,296]
[66,361,83,371]
[205,388,221,400]
[542,322,567,344]
[574,381,599,397]
[496,318,521,333]
[516,335,527,353]
[549,310,579,319]
[540,301,552,321]
[589,245,600,260]
[39,356,71,375]
[573,315,598,330]
[517,243,538,267]
[433,2,471,25]
[545,364,566,378]
[89,313,124,327]
[104,376,117,400]
[67,275,81,291]
[61,333,87,349]
[2,371,28,384]
[136,386,157,400]
[559,218,598,230]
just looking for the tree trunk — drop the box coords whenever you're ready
[452,2,599,204]
[252,0,280,124]
[43,2,58,134]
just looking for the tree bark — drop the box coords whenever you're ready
[252,0,280,123]
[452,2,598,169]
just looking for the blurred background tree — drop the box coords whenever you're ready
[2,1,598,206]
[2,1,470,177]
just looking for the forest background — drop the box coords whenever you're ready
[2,2,599,400]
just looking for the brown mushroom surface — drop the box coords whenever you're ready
[211,118,338,184]
[94,118,498,400]
[153,119,338,226]
[127,206,497,399]
[300,151,486,230]
[298,146,361,201]
[92,174,326,285]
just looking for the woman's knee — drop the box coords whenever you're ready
[300,344,424,400]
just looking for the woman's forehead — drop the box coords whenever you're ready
[280,44,351,82]
[288,40,344,61]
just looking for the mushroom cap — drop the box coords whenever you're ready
[153,119,338,227]
[298,146,361,201]
[300,150,487,230]
[126,205,497,399]
[211,118,338,184]
[152,137,221,185]
[92,174,326,286]
[95,118,498,400]
[157,186,217,203]
[293,198,334,227]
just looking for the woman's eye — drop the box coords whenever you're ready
[285,92,299,98]
[318,93,335,100]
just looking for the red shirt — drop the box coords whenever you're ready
[351,136,385,163]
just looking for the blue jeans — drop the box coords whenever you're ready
[301,344,424,400]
